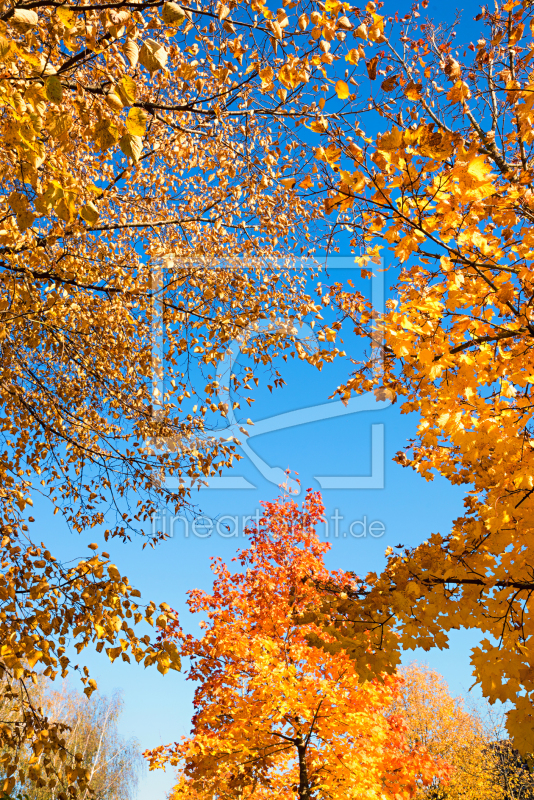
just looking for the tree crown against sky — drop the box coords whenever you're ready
[0,676,142,800]
[146,490,446,800]
[299,0,534,755]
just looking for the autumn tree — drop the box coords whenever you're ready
[145,490,445,800]
[0,677,142,800]
[394,663,500,800]
[398,664,534,800]
[0,0,363,788]
[295,0,534,754]
[486,740,534,800]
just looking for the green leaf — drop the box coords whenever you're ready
[45,76,63,104]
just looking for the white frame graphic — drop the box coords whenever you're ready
[151,257,390,492]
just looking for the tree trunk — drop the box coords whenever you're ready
[297,739,312,800]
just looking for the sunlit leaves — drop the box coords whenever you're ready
[335,79,350,99]
[47,111,72,138]
[161,2,186,27]
[139,39,168,74]
[123,38,139,68]
[10,8,38,32]
[56,5,77,29]
[317,0,534,756]
[126,107,147,136]
[147,492,444,799]
[117,75,137,106]
[45,76,63,104]
[120,133,143,163]
[80,201,100,225]
[93,117,120,151]
[0,0,348,791]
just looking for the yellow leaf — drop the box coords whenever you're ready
[404,80,422,101]
[377,127,403,152]
[123,38,139,68]
[80,202,99,225]
[8,191,28,214]
[92,117,120,151]
[117,75,137,106]
[280,177,297,189]
[56,195,76,222]
[139,39,168,75]
[446,80,471,104]
[47,111,72,139]
[259,65,274,86]
[0,35,12,61]
[120,133,143,164]
[157,654,171,674]
[16,210,36,232]
[161,2,185,26]
[466,155,492,183]
[335,80,350,99]
[308,116,329,133]
[10,8,38,31]
[105,91,123,111]
[56,5,76,28]
[27,650,42,668]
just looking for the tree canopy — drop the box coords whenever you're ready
[146,491,445,800]
[7,0,534,789]
[303,0,534,754]
[0,0,354,790]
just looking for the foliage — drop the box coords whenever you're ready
[396,664,499,800]
[299,0,534,753]
[1,678,142,800]
[0,538,178,799]
[488,740,534,800]
[145,491,446,800]
[0,0,360,788]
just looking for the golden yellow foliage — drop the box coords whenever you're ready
[306,0,534,755]
[397,664,499,800]
[0,0,356,790]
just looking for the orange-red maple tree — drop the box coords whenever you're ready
[145,490,446,800]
